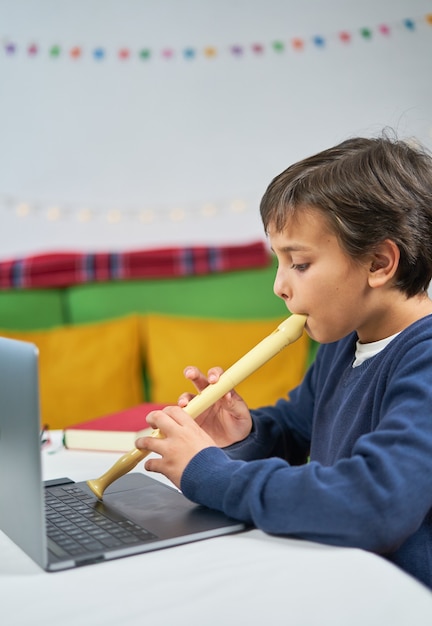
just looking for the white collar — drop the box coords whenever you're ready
[353,332,400,368]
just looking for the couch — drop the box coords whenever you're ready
[0,243,317,429]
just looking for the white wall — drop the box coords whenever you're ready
[1,0,431,258]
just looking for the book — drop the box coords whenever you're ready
[63,403,166,452]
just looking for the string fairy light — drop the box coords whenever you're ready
[45,206,61,221]
[106,209,122,223]
[200,203,218,217]
[76,208,92,222]
[138,209,156,223]
[169,207,186,221]
[1,194,256,225]
[230,199,247,213]
[16,202,31,217]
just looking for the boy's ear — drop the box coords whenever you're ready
[368,239,400,288]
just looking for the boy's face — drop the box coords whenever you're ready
[268,207,373,344]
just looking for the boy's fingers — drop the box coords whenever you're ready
[144,456,163,474]
[184,366,225,391]
[206,367,224,384]
[178,392,195,407]
[135,434,164,453]
[145,407,192,436]
[183,366,209,391]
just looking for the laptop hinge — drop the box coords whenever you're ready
[44,477,75,487]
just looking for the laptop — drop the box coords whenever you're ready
[0,336,246,571]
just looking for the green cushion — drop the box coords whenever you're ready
[0,290,65,329]
[65,259,288,323]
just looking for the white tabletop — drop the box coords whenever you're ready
[1,434,431,626]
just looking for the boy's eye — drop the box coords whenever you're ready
[291,263,310,272]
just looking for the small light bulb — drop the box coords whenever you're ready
[16,202,30,217]
[169,208,186,221]
[230,199,247,212]
[107,209,122,223]
[77,208,92,222]
[201,203,217,217]
[138,209,155,223]
[46,206,61,221]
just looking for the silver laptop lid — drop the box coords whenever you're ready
[0,336,48,568]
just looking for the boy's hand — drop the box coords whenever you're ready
[135,406,216,489]
[178,365,253,447]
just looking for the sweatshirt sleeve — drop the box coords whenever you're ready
[180,337,432,556]
[181,428,432,555]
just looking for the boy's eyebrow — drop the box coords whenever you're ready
[270,244,312,253]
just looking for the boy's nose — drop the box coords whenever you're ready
[273,270,291,302]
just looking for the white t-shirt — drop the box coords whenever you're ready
[353,332,400,368]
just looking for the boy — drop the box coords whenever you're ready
[136,135,432,589]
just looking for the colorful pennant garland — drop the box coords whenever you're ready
[2,14,431,62]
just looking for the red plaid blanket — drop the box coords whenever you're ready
[0,241,270,289]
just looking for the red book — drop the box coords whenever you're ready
[63,403,166,452]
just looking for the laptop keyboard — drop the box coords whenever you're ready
[45,485,157,557]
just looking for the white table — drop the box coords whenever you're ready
[1,434,431,626]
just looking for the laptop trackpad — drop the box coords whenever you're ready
[77,473,244,540]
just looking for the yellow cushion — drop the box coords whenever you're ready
[0,315,143,429]
[142,314,309,408]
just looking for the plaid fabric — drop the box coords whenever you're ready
[0,241,270,289]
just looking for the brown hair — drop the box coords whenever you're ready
[260,134,432,297]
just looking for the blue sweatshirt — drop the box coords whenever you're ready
[181,316,432,589]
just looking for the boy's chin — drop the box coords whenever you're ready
[304,322,343,345]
